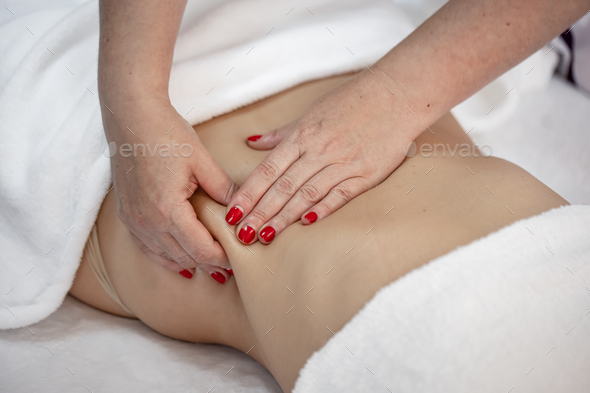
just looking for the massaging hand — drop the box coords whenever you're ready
[102,97,236,280]
[98,0,236,283]
[225,71,415,244]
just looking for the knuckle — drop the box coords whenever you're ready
[314,201,330,216]
[249,208,269,223]
[256,160,280,182]
[239,188,257,206]
[177,256,198,268]
[299,183,323,204]
[334,151,357,165]
[296,123,313,140]
[137,242,151,254]
[159,251,174,261]
[318,136,343,157]
[295,122,320,146]
[152,201,171,223]
[331,185,354,203]
[274,176,298,196]
[188,247,210,264]
[223,181,240,204]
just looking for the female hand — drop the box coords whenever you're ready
[98,0,234,282]
[224,0,590,246]
[102,97,237,280]
[224,70,419,245]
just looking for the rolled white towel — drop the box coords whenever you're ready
[295,204,590,393]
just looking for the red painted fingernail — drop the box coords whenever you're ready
[238,225,256,244]
[227,269,234,276]
[179,270,193,279]
[304,212,318,224]
[211,272,226,284]
[259,226,276,243]
[225,206,243,225]
[247,135,262,142]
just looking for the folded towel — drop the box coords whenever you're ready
[0,0,414,329]
[294,204,590,392]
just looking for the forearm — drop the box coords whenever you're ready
[374,0,589,137]
[97,0,187,105]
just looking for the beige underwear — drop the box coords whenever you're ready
[83,224,134,316]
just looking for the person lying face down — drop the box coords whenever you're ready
[74,75,568,392]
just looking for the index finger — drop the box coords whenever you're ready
[225,143,299,225]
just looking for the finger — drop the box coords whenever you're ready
[225,141,300,227]
[132,220,203,270]
[301,176,368,225]
[169,201,231,269]
[129,230,170,262]
[198,264,231,285]
[255,165,351,244]
[129,232,196,279]
[235,155,324,244]
[245,125,291,151]
[193,145,239,206]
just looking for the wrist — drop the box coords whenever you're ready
[98,78,170,107]
[370,59,454,142]
[355,67,426,142]
[98,60,171,106]
[100,97,177,143]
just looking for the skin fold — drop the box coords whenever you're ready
[71,75,567,392]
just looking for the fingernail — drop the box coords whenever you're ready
[259,226,276,243]
[225,206,243,225]
[247,135,262,142]
[227,269,234,276]
[211,272,226,284]
[304,212,318,224]
[238,225,256,244]
[179,270,193,279]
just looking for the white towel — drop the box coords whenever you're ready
[0,0,415,329]
[294,204,590,392]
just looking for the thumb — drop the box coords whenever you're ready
[245,125,291,151]
[194,149,238,206]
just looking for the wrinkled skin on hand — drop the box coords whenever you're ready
[226,70,417,245]
[102,97,237,280]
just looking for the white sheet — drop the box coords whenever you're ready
[1,296,281,392]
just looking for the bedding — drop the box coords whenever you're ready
[2,0,590,392]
